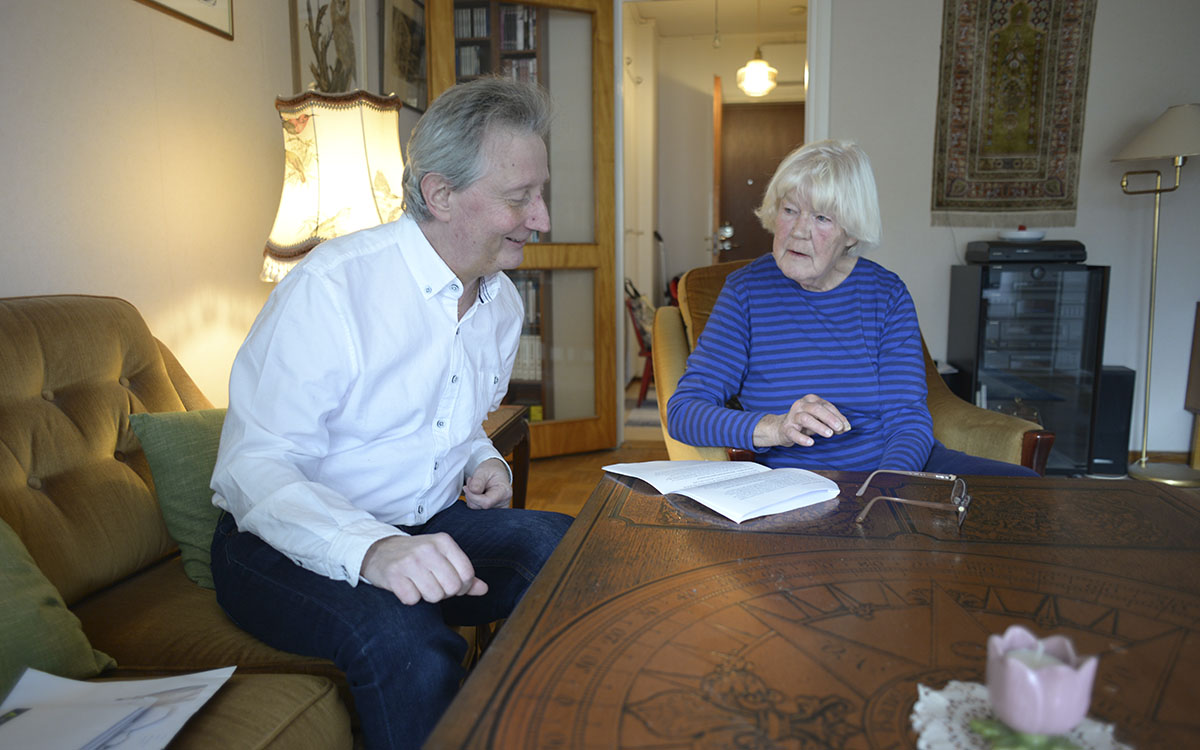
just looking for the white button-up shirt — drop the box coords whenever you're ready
[211,215,522,584]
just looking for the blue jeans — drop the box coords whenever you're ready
[210,502,573,750]
[923,440,1039,477]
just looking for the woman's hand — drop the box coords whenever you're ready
[753,394,852,448]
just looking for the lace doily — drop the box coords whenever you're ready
[910,681,1133,750]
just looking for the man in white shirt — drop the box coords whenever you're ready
[209,78,573,750]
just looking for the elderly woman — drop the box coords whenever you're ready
[666,139,1034,476]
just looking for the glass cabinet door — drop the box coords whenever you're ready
[950,264,1109,474]
[429,0,615,457]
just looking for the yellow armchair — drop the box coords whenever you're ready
[652,261,1054,474]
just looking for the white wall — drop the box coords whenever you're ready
[827,0,1200,453]
[650,0,1200,453]
[0,1,294,407]
[621,5,658,384]
[655,30,806,284]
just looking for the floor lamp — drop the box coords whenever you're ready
[1113,103,1200,487]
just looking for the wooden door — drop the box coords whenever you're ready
[429,0,615,458]
[717,103,805,263]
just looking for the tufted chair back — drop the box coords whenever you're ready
[0,295,213,604]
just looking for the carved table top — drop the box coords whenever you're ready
[427,472,1200,749]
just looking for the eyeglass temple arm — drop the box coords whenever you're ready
[854,494,969,524]
[855,469,958,497]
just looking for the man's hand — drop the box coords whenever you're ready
[753,394,852,448]
[361,534,487,605]
[462,457,512,509]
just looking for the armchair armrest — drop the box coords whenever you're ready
[926,384,1048,472]
[652,307,728,462]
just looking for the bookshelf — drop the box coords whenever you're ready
[453,2,547,84]
[506,269,553,421]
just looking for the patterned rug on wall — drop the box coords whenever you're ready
[931,0,1098,227]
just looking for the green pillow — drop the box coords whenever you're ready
[129,408,226,590]
[0,517,116,697]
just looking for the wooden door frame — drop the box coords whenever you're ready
[428,0,616,458]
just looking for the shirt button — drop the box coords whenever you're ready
[451,375,458,383]
[436,420,445,427]
[434,461,439,470]
[493,376,499,384]
[450,283,459,292]
[418,505,425,514]
[424,286,432,294]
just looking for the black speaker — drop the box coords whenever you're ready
[1088,366,1135,476]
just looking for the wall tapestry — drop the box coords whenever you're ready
[931,0,1097,227]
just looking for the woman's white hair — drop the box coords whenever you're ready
[754,139,882,252]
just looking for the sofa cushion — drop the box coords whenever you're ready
[167,674,352,749]
[128,409,226,589]
[0,517,116,697]
[0,295,186,605]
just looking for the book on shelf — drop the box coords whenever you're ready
[500,5,537,51]
[513,334,543,380]
[456,6,489,37]
[603,460,840,523]
[501,57,538,83]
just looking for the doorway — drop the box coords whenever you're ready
[717,102,805,263]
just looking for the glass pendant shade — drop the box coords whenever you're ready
[737,49,778,98]
[263,90,406,282]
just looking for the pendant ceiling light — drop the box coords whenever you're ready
[737,0,777,97]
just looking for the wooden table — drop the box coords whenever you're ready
[428,471,1200,748]
[483,405,531,509]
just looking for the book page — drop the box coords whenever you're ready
[603,460,768,494]
[684,468,839,522]
[0,667,234,750]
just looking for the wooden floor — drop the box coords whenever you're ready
[524,439,668,517]
[519,379,667,516]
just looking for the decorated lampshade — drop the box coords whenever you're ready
[737,49,778,98]
[262,90,406,282]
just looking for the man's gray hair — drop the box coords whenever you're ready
[402,77,552,223]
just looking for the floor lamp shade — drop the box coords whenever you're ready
[263,90,406,282]
[1114,103,1200,161]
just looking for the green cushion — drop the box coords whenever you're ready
[129,408,226,590]
[0,517,116,697]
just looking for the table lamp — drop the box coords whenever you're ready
[1113,103,1200,487]
[262,90,406,282]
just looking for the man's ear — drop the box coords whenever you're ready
[421,172,454,221]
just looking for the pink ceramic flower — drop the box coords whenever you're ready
[986,625,1098,736]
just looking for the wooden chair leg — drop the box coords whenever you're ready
[637,355,652,407]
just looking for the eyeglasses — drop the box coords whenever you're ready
[853,469,972,528]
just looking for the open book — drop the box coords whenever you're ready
[604,460,840,523]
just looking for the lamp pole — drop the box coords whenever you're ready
[1120,157,1200,487]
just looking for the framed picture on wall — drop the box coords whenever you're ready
[290,0,374,94]
[381,0,428,111]
[135,0,234,39]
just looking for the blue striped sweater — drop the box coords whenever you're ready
[666,254,934,471]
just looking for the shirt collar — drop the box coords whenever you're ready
[396,214,502,306]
